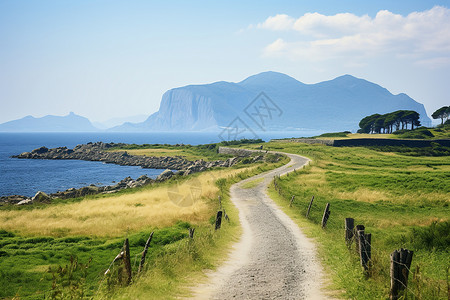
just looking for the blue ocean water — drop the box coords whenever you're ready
[0,131,318,197]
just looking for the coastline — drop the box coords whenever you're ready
[1,142,248,206]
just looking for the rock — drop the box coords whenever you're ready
[32,146,49,154]
[7,142,246,202]
[31,191,52,203]
[157,169,174,181]
[136,175,149,181]
[16,198,33,205]
[78,186,100,196]
[175,170,185,176]
[0,195,28,205]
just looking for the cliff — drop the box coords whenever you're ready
[111,72,431,132]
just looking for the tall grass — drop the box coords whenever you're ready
[261,141,449,299]
[0,168,254,237]
[0,155,288,299]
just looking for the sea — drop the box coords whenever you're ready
[0,131,319,197]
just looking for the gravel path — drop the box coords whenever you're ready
[192,152,330,299]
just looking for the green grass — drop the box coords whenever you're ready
[366,143,450,156]
[314,131,352,138]
[108,139,263,162]
[0,223,190,299]
[258,141,449,299]
[0,149,288,299]
[98,156,289,299]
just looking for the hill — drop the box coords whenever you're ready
[111,71,431,132]
[0,112,98,132]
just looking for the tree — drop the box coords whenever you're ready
[358,110,421,133]
[432,106,449,125]
[358,114,380,133]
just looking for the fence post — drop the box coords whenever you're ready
[138,232,154,274]
[321,203,331,228]
[358,231,371,271]
[123,238,132,284]
[306,196,314,218]
[390,249,414,300]
[345,218,355,247]
[189,228,195,238]
[289,195,295,207]
[354,225,365,254]
[215,211,223,230]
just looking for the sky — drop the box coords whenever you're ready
[1,0,449,124]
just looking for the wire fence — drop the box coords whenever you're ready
[273,172,448,300]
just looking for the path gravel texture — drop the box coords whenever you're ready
[192,152,330,299]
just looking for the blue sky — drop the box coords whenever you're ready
[1,0,449,124]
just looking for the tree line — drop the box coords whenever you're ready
[358,110,421,134]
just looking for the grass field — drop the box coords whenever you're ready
[107,142,240,162]
[0,168,249,237]
[0,151,287,299]
[253,141,449,299]
[106,147,209,161]
[312,124,450,140]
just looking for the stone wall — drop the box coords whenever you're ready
[272,138,450,148]
[273,139,335,146]
[218,146,259,156]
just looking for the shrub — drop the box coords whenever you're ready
[265,153,281,163]
[316,132,350,138]
[408,221,450,250]
[395,127,434,139]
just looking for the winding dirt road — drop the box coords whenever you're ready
[192,152,330,299]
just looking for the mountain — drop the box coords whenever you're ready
[111,72,431,132]
[93,114,148,129]
[0,112,99,132]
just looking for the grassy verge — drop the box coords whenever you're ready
[255,141,448,299]
[0,152,287,299]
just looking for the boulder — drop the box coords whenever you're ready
[31,191,52,203]
[78,186,100,196]
[137,175,149,181]
[0,195,28,205]
[157,169,174,181]
[16,198,33,205]
[32,147,49,154]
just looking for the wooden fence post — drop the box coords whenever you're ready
[354,225,365,254]
[123,238,132,284]
[138,232,154,274]
[345,218,355,247]
[306,196,314,218]
[289,195,295,207]
[358,231,371,271]
[189,228,195,238]
[321,203,331,228]
[215,211,223,230]
[390,249,414,300]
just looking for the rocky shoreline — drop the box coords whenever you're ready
[2,142,261,206]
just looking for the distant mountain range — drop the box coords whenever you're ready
[92,114,148,130]
[0,112,98,132]
[111,72,431,132]
[0,72,431,133]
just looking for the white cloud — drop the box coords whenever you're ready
[257,6,450,66]
[263,38,287,56]
[257,14,296,31]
